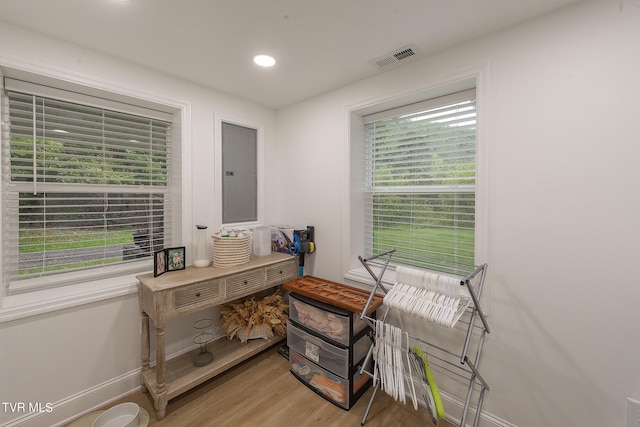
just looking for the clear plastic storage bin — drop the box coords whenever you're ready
[288,293,368,346]
[287,321,370,378]
[289,350,371,410]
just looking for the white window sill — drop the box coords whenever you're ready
[0,273,144,324]
[344,265,396,292]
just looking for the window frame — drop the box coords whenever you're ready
[4,87,174,295]
[363,89,477,275]
[0,67,186,322]
[345,73,488,286]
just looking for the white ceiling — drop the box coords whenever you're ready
[0,0,582,109]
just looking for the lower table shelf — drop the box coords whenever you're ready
[142,335,284,410]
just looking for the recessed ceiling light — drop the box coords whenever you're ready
[252,54,276,67]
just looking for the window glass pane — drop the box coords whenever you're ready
[11,192,165,281]
[367,193,475,273]
[7,92,169,186]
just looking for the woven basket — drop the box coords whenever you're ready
[212,234,251,268]
[236,324,271,342]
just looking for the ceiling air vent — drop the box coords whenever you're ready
[370,44,420,69]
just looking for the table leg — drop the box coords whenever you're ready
[156,325,167,420]
[156,396,167,421]
[140,312,150,393]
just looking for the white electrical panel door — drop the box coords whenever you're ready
[221,122,258,224]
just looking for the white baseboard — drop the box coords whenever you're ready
[0,369,141,427]
[0,345,200,427]
[439,389,517,427]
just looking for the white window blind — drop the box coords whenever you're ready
[2,81,174,293]
[363,89,476,275]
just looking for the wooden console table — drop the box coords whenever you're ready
[137,252,297,419]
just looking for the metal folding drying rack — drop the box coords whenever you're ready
[357,249,490,427]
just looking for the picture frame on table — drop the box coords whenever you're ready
[154,246,186,276]
[154,249,167,277]
[167,246,186,272]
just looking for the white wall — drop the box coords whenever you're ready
[275,1,640,426]
[2,1,639,426]
[0,21,278,427]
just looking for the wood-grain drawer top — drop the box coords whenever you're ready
[226,270,264,299]
[266,262,296,286]
[174,279,222,310]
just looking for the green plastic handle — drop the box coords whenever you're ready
[414,346,445,419]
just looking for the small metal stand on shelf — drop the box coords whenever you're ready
[193,319,214,367]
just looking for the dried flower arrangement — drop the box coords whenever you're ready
[220,291,288,343]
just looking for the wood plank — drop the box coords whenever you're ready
[91,347,454,427]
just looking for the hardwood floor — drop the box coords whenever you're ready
[86,344,454,427]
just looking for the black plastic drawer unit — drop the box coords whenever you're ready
[288,292,373,410]
[290,349,371,410]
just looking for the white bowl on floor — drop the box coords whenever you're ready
[92,402,140,427]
